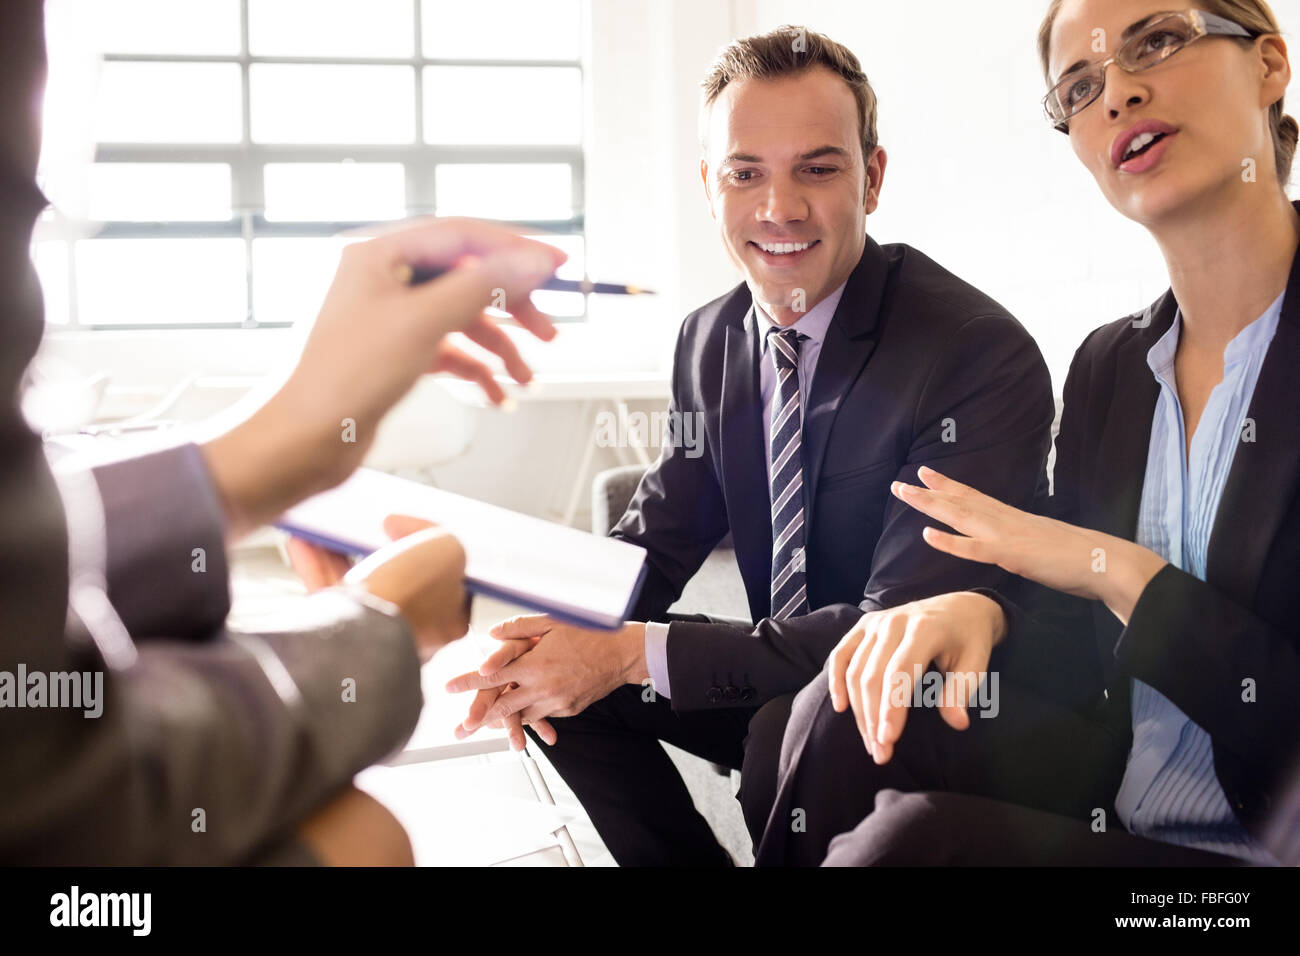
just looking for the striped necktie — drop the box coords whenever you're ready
[767,326,809,620]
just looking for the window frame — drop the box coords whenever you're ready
[37,0,587,330]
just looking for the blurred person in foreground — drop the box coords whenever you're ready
[0,0,565,865]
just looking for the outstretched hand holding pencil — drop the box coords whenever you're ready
[202,217,567,541]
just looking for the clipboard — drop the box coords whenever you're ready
[277,468,648,631]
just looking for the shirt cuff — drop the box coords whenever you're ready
[644,620,672,700]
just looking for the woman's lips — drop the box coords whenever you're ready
[1117,131,1176,174]
[1111,119,1179,169]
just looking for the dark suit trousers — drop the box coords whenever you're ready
[821,789,1247,865]
[526,684,795,866]
[749,658,1175,866]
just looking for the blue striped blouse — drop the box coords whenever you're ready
[1112,292,1284,864]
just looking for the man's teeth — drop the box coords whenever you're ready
[758,241,813,255]
[1124,131,1162,160]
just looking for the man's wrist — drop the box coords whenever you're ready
[620,622,649,685]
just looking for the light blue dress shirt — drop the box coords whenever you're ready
[1113,292,1284,864]
[644,282,847,700]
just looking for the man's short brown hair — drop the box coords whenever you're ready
[699,25,879,164]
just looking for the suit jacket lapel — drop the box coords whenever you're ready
[1097,231,1300,620]
[1206,241,1300,604]
[801,238,889,531]
[719,300,772,619]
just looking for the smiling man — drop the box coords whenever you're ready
[452,26,1057,866]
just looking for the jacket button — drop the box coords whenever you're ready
[723,685,740,702]
[740,685,756,703]
[706,685,722,704]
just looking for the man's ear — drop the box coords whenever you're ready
[700,158,716,218]
[863,146,888,216]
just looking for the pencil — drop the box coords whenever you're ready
[396,263,655,296]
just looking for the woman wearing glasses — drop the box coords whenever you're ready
[754,1,1300,866]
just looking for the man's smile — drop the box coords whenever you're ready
[749,238,821,265]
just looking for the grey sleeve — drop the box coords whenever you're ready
[2,442,424,864]
[5,585,423,865]
[119,588,425,865]
[90,443,232,640]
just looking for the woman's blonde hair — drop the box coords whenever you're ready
[1037,0,1299,185]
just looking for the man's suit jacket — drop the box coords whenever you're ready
[987,221,1300,852]
[612,236,1056,710]
[1,0,421,864]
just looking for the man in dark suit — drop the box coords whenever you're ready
[447,26,1056,865]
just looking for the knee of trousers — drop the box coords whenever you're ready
[738,693,796,826]
[742,692,796,770]
[822,790,965,866]
[787,664,863,762]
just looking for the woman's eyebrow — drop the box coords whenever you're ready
[1055,12,1166,78]
[1118,11,1165,44]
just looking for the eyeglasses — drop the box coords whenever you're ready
[1043,9,1258,132]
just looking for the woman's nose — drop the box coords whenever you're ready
[1103,62,1150,121]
